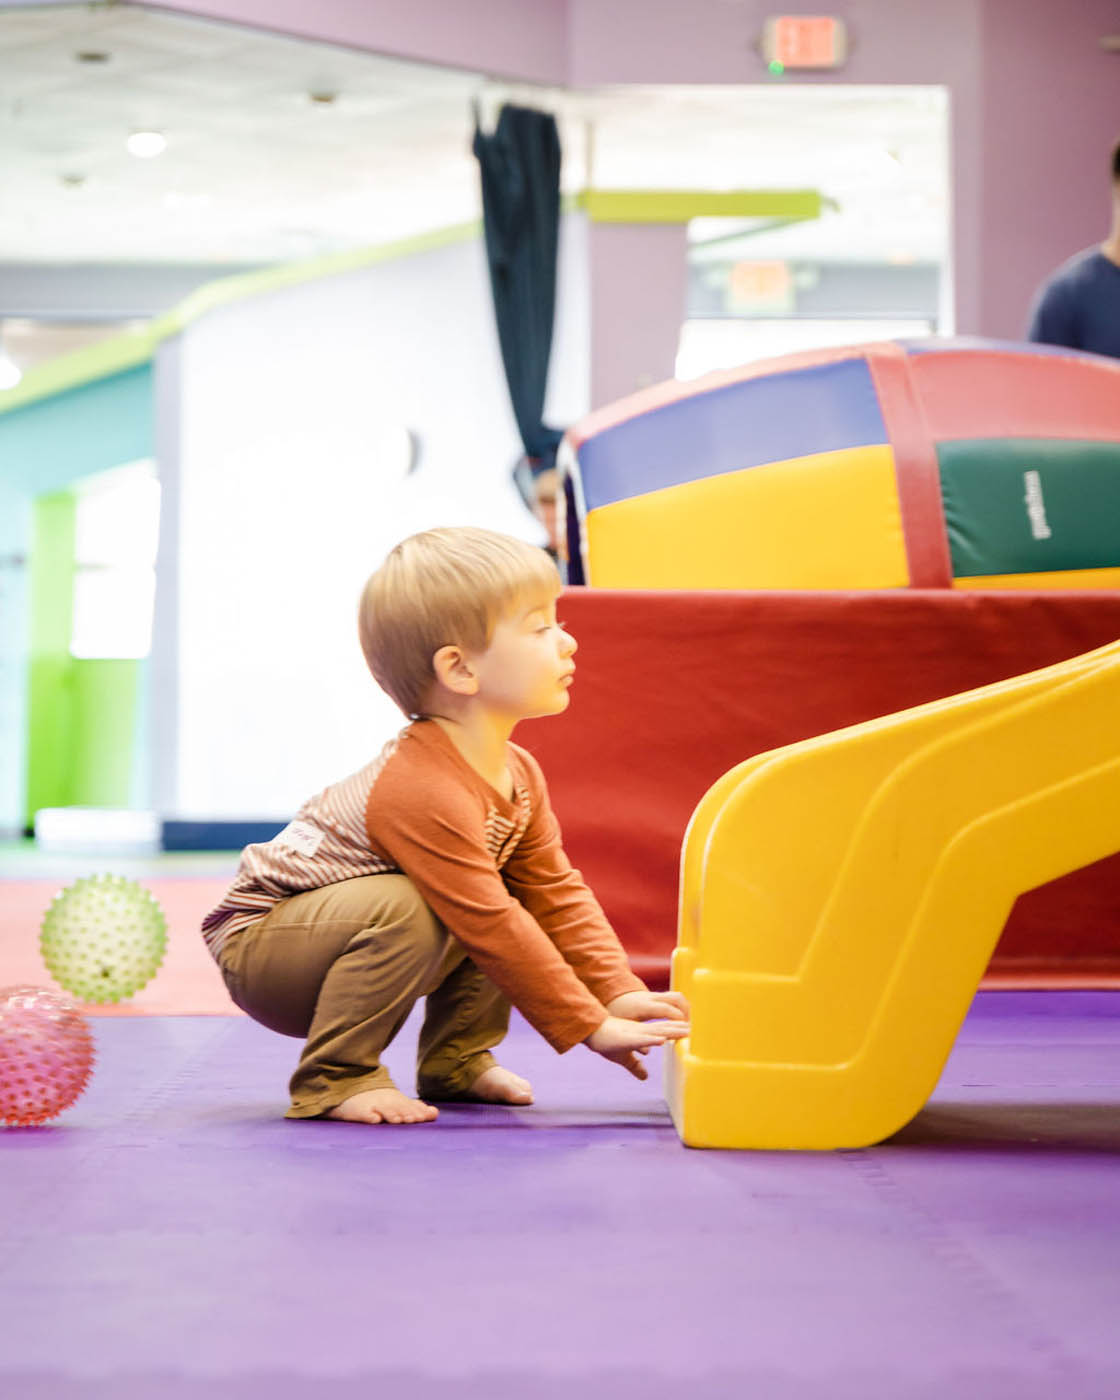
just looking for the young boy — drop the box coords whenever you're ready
[203,526,688,1124]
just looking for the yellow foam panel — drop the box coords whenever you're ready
[952,566,1120,590]
[584,445,909,590]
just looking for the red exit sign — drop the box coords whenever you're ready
[762,16,848,70]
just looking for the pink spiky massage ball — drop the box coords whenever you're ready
[0,985,95,1126]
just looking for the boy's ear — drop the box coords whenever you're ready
[432,644,479,697]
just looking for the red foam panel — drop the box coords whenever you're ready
[520,589,1120,988]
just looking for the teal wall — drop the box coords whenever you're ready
[0,365,153,490]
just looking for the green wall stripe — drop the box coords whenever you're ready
[0,219,484,417]
[26,492,76,823]
[939,438,1120,578]
[70,660,144,809]
[25,489,146,823]
[580,188,822,223]
[0,330,156,418]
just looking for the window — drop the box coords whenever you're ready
[70,462,160,660]
[676,315,934,380]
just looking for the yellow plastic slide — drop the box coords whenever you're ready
[666,639,1120,1150]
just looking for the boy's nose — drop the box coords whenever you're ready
[561,629,578,657]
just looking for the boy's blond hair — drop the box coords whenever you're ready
[358,527,561,716]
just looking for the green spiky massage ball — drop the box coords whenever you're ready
[40,874,168,1004]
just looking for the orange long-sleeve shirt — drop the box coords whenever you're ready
[202,719,644,1051]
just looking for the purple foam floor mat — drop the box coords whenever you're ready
[2,991,1118,1400]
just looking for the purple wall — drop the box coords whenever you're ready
[153,0,569,83]
[588,223,688,406]
[978,0,1120,339]
[568,0,977,86]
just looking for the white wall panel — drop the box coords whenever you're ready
[159,218,588,819]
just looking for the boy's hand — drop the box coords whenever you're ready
[584,1015,689,1081]
[606,989,689,1023]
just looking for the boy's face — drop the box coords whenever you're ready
[468,592,577,722]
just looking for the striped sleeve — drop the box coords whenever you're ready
[201,738,401,959]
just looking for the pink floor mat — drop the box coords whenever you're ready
[1,878,239,1016]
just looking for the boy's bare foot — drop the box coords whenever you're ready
[468,1065,534,1105]
[327,1087,439,1125]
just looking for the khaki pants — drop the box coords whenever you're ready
[217,874,510,1117]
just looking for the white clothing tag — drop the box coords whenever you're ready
[274,819,324,858]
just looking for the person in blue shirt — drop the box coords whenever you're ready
[1027,139,1120,359]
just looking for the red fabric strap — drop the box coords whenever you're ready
[866,344,953,589]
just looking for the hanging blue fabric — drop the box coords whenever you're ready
[473,103,564,475]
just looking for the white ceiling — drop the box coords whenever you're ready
[0,4,949,269]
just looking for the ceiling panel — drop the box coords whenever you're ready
[0,3,948,267]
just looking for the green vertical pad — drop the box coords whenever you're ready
[26,492,76,823]
[71,659,142,808]
[938,439,1120,578]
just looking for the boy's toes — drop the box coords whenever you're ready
[470,1066,534,1105]
[327,1097,383,1124]
[502,1073,534,1105]
[400,1099,439,1123]
[327,1088,438,1125]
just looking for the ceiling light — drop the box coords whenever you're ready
[127,131,166,159]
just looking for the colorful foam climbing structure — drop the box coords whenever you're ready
[561,338,1120,592]
[666,639,1120,1150]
